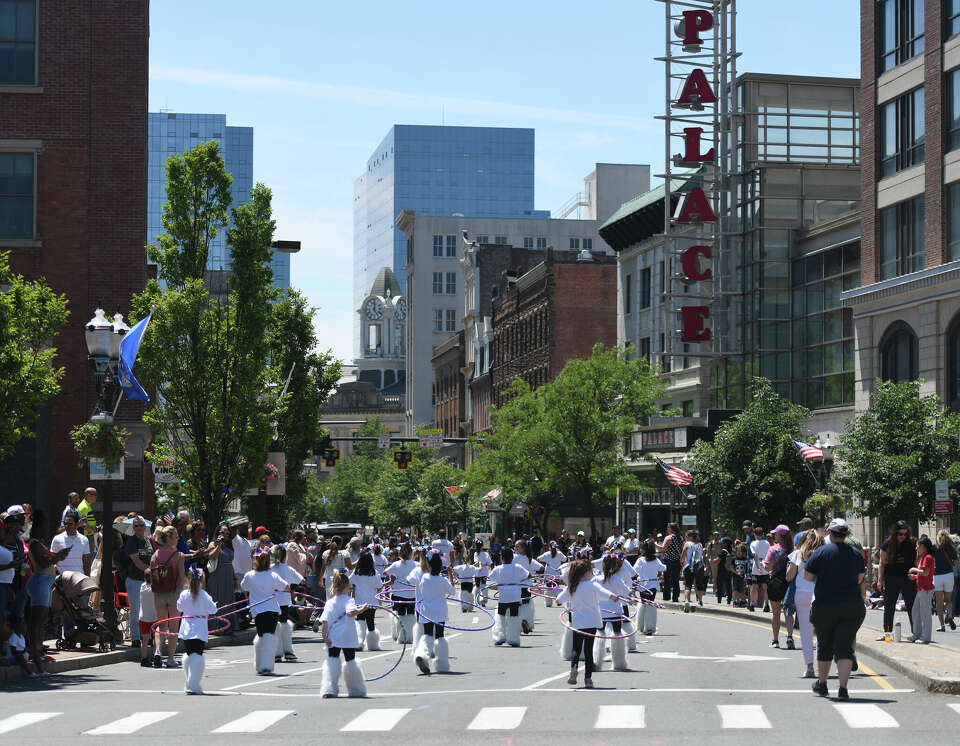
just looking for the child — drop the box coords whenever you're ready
[241,547,290,675]
[512,539,543,634]
[536,542,565,607]
[732,542,748,607]
[486,546,529,647]
[595,554,630,671]
[414,550,457,674]
[3,614,37,678]
[176,567,218,694]
[320,570,369,698]
[371,543,389,577]
[350,550,383,651]
[452,548,478,612]
[633,542,665,635]
[385,543,419,644]
[908,537,935,644]
[139,567,161,668]
[557,559,619,689]
[271,544,304,662]
[473,539,492,607]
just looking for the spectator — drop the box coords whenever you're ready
[765,525,795,649]
[138,567,160,667]
[123,516,154,649]
[794,516,814,547]
[804,518,865,701]
[749,526,771,612]
[908,536,935,644]
[26,510,64,676]
[877,520,917,639]
[680,530,706,611]
[731,541,748,607]
[76,487,98,553]
[0,517,17,620]
[2,506,28,618]
[188,521,208,574]
[715,536,733,605]
[51,510,92,576]
[205,523,235,633]
[659,523,683,603]
[150,525,185,668]
[231,519,253,590]
[286,530,309,579]
[705,532,721,590]
[320,537,345,592]
[788,528,824,678]
[20,503,33,540]
[932,529,957,631]
[61,492,81,525]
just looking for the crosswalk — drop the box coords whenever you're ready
[1,702,956,734]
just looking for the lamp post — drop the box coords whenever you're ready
[83,306,128,635]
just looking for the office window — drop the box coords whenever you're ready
[536,237,547,249]
[523,237,534,249]
[948,70,960,152]
[445,272,456,294]
[949,183,960,261]
[878,0,924,74]
[432,272,443,294]
[569,238,580,249]
[625,273,633,315]
[879,322,918,382]
[445,234,456,257]
[445,309,457,332]
[640,337,651,361]
[878,196,924,279]
[433,235,444,257]
[949,0,960,39]
[0,152,34,238]
[495,235,507,244]
[433,309,443,331]
[477,235,489,244]
[878,87,924,177]
[0,0,35,84]
[659,261,665,302]
[640,267,651,308]
[948,315,960,411]
[583,238,593,250]
[682,400,694,417]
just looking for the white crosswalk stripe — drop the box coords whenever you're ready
[718,705,772,729]
[467,706,527,730]
[85,711,178,735]
[211,710,296,733]
[0,713,60,735]
[340,708,411,732]
[949,703,960,717]
[832,703,899,728]
[594,705,645,729]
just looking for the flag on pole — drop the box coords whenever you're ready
[118,311,152,402]
[444,485,460,497]
[657,458,693,486]
[322,495,329,505]
[792,438,823,462]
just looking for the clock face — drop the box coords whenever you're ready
[364,297,384,320]
[395,298,407,321]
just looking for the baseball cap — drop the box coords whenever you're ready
[742,520,753,529]
[827,517,849,535]
[5,505,25,516]
[576,530,585,536]
[797,516,814,527]
[254,525,269,536]
[773,524,791,536]
[627,528,636,534]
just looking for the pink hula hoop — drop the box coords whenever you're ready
[414,596,494,632]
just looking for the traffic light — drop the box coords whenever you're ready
[322,448,340,468]
[393,449,413,470]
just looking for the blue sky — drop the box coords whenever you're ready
[149,0,860,364]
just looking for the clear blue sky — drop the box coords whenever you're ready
[149,1,860,365]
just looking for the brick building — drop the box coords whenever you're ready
[490,249,618,406]
[431,331,465,465]
[0,1,151,517]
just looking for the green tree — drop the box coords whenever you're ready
[131,141,279,529]
[829,379,959,526]
[690,378,817,531]
[323,419,393,525]
[0,252,69,460]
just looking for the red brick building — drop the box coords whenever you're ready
[431,330,465,465]
[0,1,151,517]
[490,249,617,406]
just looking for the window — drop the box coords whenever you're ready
[445,309,457,332]
[948,314,960,411]
[879,321,918,382]
[477,235,489,244]
[432,272,443,294]
[494,235,506,245]
[536,237,547,249]
[948,70,960,152]
[0,152,34,238]
[640,267,651,308]
[658,261,665,302]
[433,235,444,258]
[446,234,457,257]
[445,272,456,294]
[433,309,443,331]
[949,0,960,39]
[569,238,580,250]
[0,0,36,84]
[640,337,651,361]
[878,0,924,74]
[682,400,694,417]
[583,238,593,250]
[878,196,924,279]
[625,273,633,315]
[948,183,960,261]
[523,237,534,249]
[879,87,924,177]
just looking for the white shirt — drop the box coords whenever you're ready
[623,537,641,555]
[750,539,771,575]
[8,632,26,653]
[273,563,304,607]
[373,553,389,575]
[232,535,253,575]
[487,563,529,604]
[513,554,543,584]
[634,557,666,589]
[322,549,346,582]
[599,571,632,618]
[557,579,611,630]
[453,563,477,582]
[385,559,419,599]
[320,593,360,648]
[474,550,492,578]
[605,534,625,549]
[0,545,13,583]
[417,573,456,624]
[139,582,157,622]
[537,550,565,573]
[51,532,89,574]
[789,550,815,594]
[431,538,455,567]
[240,569,288,617]
[350,572,382,607]
[177,589,218,642]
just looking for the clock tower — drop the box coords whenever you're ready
[355,267,406,393]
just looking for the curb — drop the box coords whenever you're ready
[659,599,960,695]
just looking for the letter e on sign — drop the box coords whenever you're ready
[681,306,711,342]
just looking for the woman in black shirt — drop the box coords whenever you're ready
[877,520,916,638]
[933,529,958,631]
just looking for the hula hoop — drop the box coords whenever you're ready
[414,596,494,632]
[361,603,407,682]
[557,608,637,640]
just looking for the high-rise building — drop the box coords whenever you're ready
[148,112,292,289]
[353,125,550,357]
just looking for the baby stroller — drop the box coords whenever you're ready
[51,571,115,652]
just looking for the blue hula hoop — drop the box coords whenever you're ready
[414,596,495,632]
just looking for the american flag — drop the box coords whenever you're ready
[792,438,823,462]
[657,458,693,486]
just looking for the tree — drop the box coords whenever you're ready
[322,419,393,525]
[690,378,817,531]
[131,141,279,529]
[829,379,959,526]
[0,252,69,460]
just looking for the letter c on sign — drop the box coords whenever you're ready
[681,306,711,343]
[681,245,711,282]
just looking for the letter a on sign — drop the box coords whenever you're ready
[676,69,718,109]
[676,187,717,223]
[681,306,711,342]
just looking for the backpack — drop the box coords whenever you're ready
[151,550,176,593]
[686,543,705,574]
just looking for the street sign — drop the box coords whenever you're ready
[377,434,391,450]
[419,428,443,448]
[681,514,697,526]
[152,460,179,484]
[934,479,952,514]
[90,458,124,481]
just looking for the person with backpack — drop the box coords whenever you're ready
[715,536,733,605]
[680,530,707,612]
[177,567,218,694]
[149,526,185,668]
[764,525,796,649]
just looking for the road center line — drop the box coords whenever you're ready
[522,671,575,690]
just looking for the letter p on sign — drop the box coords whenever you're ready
[675,10,714,52]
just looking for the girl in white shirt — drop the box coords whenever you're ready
[138,569,160,668]
[177,567,218,695]
[513,539,543,633]
[271,544,304,663]
[350,550,383,650]
[371,543,389,576]
[320,570,370,698]
[241,548,289,675]
[414,550,456,674]
[594,554,632,671]
[537,542,565,607]
[556,558,619,689]
[486,547,529,647]
[633,541,666,634]
[385,543,419,643]
[452,548,478,612]
[473,540,492,607]
[787,529,823,678]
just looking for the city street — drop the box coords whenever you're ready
[1,598,955,745]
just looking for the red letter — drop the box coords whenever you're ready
[675,187,717,223]
[681,245,712,282]
[675,69,717,109]
[682,127,715,163]
[675,9,714,49]
[681,306,711,343]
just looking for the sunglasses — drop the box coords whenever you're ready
[898,531,908,536]
[63,521,75,526]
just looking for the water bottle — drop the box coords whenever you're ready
[894,622,901,642]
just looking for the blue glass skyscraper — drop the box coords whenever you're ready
[353,125,548,355]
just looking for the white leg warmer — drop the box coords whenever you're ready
[460,589,471,612]
[435,637,450,672]
[560,625,574,660]
[545,589,555,608]
[259,633,276,674]
[412,619,423,650]
[643,603,658,634]
[252,635,263,674]
[355,620,366,651]
[366,628,381,651]
[521,595,535,631]
[281,620,296,659]
[343,658,367,698]
[184,652,204,694]
[321,655,341,697]
[593,631,607,671]
[414,634,434,674]
[623,619,637,652]
[492,613,506,644]
[473,583,482,607]
[398,613,415,644]
[391,611,399,641]
[506,614,521,647]
[611,634,628,670]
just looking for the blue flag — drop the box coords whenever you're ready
[322,495,329,504]
[118,312,152,402]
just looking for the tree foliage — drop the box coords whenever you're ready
[690,378,817,531]
[829,379,959,526]
[0,252,69,460]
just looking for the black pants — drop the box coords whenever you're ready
[602,619,623,634]
[357,607,376,631]
[571,628,597,676]
[279,605,290,623]
[394,599,415,615]
[328,646,356,660]
[664,561,682,602]
[882,574,917,632]
[423,621,446,638]
[497,601,520,616]
[460,581,473,592]
[521,588,531,605]
[254,611,279,636]
[716,571,732,601]
[811,601,866,661]
[184,639,206,655]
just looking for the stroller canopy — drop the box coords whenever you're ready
[58,570,100,598]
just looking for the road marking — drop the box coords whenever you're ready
[0,713,60,735]
[467,706,527,730]
[651,652,787,662]
[522,671,573,689]
[718,705,771,729]
[472,616,479,625]
[230,686,916,698]
[949,703,960,717]
[856,661,895,691]
[211,710,296,733]
[340,708,411,732]
[85,712,179,735]
[832,703,899,728]
[594,705,645,729]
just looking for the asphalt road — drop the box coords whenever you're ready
[1,597,956,745]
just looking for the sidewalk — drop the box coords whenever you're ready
[660,598,960,694]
